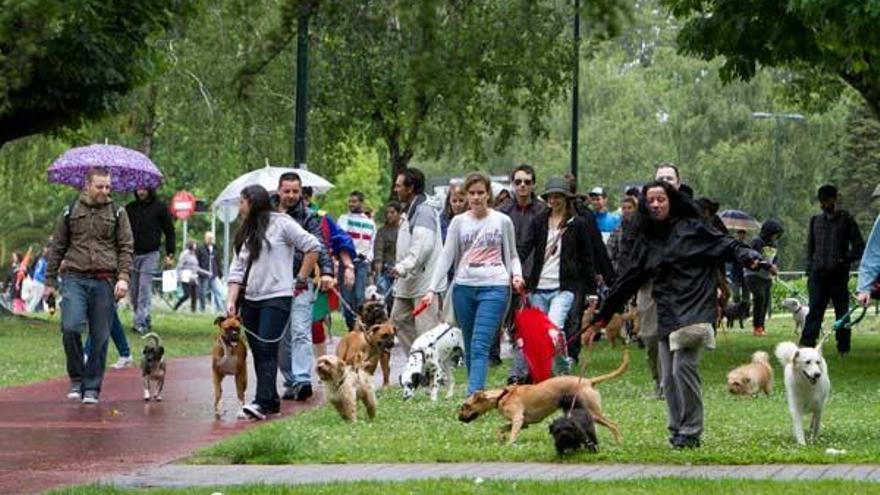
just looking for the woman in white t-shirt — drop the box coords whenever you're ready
[423,172,524,394]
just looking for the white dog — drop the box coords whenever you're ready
[775,341,831,445]
[400,323,464,401]
[781,298,809,335]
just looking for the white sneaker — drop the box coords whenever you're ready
[111,356,134,369]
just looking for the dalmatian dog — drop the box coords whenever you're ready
[400,323,464,401]
[781,298,809,335]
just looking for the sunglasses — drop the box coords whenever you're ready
[514,179,533,186]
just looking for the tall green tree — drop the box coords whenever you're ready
[663,0,880,117]
[240,0,629,181]
[0,0,197,147]
[835,105,880,233]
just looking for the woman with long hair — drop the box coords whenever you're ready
[440,182,467,243]
[423,172,523,394]
[226,185,321,420]
[523,176,595,340]
[593,181,763,449]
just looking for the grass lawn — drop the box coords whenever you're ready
[48,478,880,494]
[0,308,217,387]
[191,316,880,465]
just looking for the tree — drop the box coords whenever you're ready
[0,0,197,147]
[239,0,629,182]
[835,105,880,233]
[663,0,880,117]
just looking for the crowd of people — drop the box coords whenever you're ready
[34,160,880,447]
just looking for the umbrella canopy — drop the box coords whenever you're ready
[48,144,163,192]
[719,209,761,231]
[213,165,334,208]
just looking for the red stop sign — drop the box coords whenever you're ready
[171,191,196,220]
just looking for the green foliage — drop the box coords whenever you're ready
[319,139,385,218]
[0,0,199,146]
[193,321,880,465]
[663,0,880,116]
[835,105,880,235]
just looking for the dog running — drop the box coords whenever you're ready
[775,341,830,445]
[316,354,377,422]
[141,332,166,402]
[400,323,464,401]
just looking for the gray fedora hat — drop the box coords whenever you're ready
[541,177,573,199]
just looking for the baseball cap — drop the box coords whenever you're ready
[588,187,606,197]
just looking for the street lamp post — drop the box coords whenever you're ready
[751,112,805,218]
[570,0,581,188]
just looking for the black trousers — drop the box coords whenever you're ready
[744,276,771,328]
[801,268,851,352]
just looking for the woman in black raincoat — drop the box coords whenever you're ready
[593,181,763,449]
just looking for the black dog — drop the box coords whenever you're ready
[548,395,598,455]
[141,332,166,401]
[723,301,750,329]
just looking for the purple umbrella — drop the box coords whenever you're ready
[48,144,163,192]
[719,209,761,231]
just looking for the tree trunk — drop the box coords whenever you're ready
[386,136,413,200]
[139,84,159,157]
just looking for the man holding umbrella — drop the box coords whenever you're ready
[44,167,134,404]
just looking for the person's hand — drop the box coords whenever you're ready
[344,265,355,289]
[389,267,400,278]
[164,255,174,267]
[227,302,237,316]
[114,280,129,300]
[43,284,55,300]
[319,275,336,292]
[769,265,779,276]
[419,291,434,310]
[857,291,871,308]
[512,275,525,294]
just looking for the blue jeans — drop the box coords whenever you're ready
[278,283,315,387]
[60,275,115,394]
[453,285,510,394]
[240,298,291,412]
[85,307,130,359]
[199,276,226,313]
[339,258,369,330]
[528,289,575,329]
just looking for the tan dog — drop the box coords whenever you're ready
[336,322,396,386]
[581,299,638,348]
[212,315,248,420]
[727,351,773,396]
[315,354,377,422]
[459,350,629,445]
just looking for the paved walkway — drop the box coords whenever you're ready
[110,463,880,488]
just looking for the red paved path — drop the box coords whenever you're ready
[0,356,323,495]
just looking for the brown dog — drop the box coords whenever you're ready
[212,315,248,419]
[727,351,773,396]
[315,354,377,422]
[459,350,629,445]
[581,299,638,348]
[336,322,396,386]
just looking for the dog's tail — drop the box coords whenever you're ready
[751,350,770,365]
[775,341,798,365]
[589,349,630,386]
[142,332,162,347]
[558,393,586,411]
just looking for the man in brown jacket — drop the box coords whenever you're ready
[44,168,134,404]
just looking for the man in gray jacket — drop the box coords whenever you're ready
[390,168,445,355]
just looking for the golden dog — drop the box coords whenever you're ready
[727,351,773,396]
[458,350,629,445]
[336,322,396,386]
[316,354,377,422]
[212,315,248,420]
[581,299,638,348]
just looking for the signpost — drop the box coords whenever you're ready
[171,191,196,246]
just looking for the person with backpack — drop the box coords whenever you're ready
[44,167,134,404]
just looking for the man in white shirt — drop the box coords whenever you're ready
[337,191,377,330]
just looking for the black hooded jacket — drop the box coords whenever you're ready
[525,212,596,293]
[599,216,760,338]
[125,190,176,256]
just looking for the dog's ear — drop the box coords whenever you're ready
[743,377,750,384]
[214,316,226,327]
[157,346,165,357]
[367,324,382,335]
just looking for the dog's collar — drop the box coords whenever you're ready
[495,388,511,405]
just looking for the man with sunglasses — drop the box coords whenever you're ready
[499,164,546,381]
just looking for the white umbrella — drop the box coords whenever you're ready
[212,165,334,208]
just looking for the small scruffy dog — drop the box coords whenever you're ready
[776,341,830,445]
[316,354,376,422]
[141,332,166,401]
[727,351,773,396]
[781,298,809,335]
[548,395,598,455]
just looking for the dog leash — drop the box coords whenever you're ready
[817,302,867,348]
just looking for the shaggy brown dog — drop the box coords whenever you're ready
[458,350,629,445]
[337,321,396,387]
[316,354,377,422]
[212,315,248,419]
[727,351,773,396]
